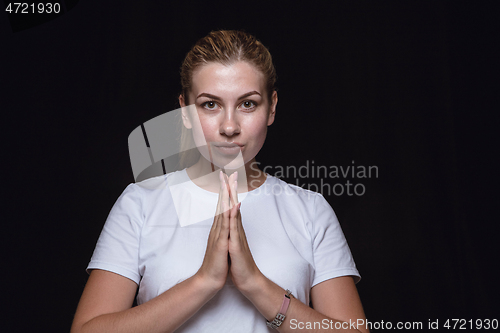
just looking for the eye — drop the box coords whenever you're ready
[201,101,218,110]
[240,100,257,111]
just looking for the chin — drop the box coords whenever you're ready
[222,159,245,170]
[198,143,259,170]
[207,151,247,170]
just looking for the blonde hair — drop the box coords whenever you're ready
[178,30,277,169]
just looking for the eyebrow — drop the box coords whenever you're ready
[196,91,261,101]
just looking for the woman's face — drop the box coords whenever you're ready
[181,61,277,169]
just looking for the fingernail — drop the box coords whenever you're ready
[234,171,238,179]
[234,180,238,190]
[237,202,241,210]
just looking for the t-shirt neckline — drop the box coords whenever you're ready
[180,168,273,198]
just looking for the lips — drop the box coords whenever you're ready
[213,142,243,148]
[212,142,243,154]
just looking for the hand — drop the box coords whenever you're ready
[225,172,263,294]
[195,171,232,291]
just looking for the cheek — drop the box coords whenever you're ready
[189,110,216,144]
[245,117,269,146]
[189,113,217,164]
[197,116,218,142]
[190,117,206,146]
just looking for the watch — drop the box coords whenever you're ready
[266,289,294,329]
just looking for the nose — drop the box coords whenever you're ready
[219,108,240,137]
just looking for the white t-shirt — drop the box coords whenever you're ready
[87,169,360,332]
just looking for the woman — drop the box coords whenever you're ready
[71,30,369,333]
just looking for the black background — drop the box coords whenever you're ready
[2,1,499,331]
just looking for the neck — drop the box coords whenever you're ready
[186,156,267,193]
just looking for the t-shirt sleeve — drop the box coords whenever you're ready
[86,183,143,284]
[311,193,361,287]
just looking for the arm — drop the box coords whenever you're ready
[70,269,220,333]
[72,171,233,333]
[240,274,369,333]
[225,175,368,332]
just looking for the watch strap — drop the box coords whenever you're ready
[266,290,293,329]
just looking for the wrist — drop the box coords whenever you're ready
[238,271,268,297]
[238,273,293,325]
[266,289,294,330]
[193,271,225,295]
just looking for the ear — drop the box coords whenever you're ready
[179,94,193,129]
[267,91,278,126]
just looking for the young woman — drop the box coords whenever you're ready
[71,30,369,333]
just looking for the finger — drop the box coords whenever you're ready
[219,174,231,242]
[219,200,230,241]
[229,202,240,243]
[214,170,224,216]
[235,202,246,244]
[222,172,233,210]
[229,171,238,208]
[222,172,230,213]
[212,171,225,241]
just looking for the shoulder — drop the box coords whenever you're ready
[265,175,341,225]
[263,174,326,207]
[113,169,186,213]
[256,175,336,226]
[127,169,186,195]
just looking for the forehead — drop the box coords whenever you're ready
[191,61,265,97]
